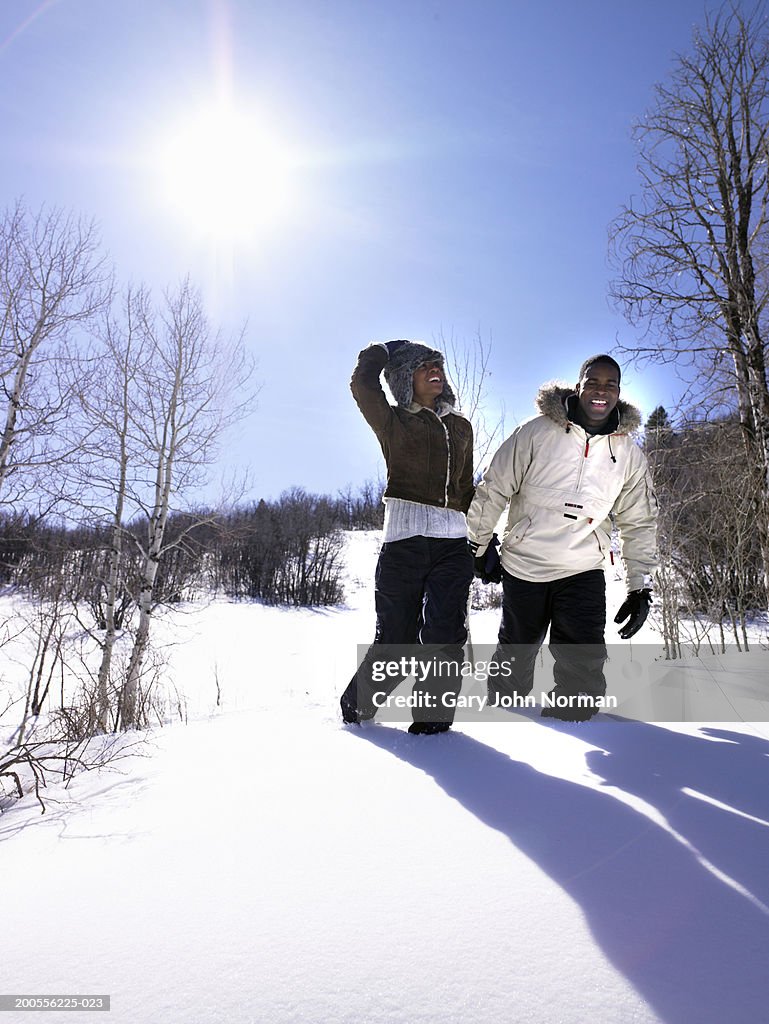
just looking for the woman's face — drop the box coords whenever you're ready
[412,361,444,407]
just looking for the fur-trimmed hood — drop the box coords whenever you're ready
[466,378,658,590]
[535,381,643,435]
[383,341,457,411]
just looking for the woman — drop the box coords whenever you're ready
[340,340,475,734]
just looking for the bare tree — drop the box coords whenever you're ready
[644,408,763,655]
[438,329,504,470]
[610,3,769,603]
[110,280,254,730]
[72,286,152,730]
[335,478,385,530]
[0,200,111,509]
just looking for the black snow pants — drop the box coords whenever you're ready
[489,568,608,713]
[341,536,474,726]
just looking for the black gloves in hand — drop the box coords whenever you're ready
[383,340,410,356]
[614,588,652,639]
[470,534,503,584]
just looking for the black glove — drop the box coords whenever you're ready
[614,588,652,639]
[470,534,503,584]
[383,340,410,357]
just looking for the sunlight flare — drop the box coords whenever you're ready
[155,103,296,240]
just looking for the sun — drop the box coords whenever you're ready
[155,104,295,240]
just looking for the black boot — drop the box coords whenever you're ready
[540,690,599,722]
[408,721,451,735]
[340,689,361,725]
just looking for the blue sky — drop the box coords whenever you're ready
[1,0,729,500]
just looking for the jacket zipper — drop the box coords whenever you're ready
[441,419,451,506]
[574,435,590,492]
[573,433,614,535]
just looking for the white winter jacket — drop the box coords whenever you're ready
[467,383,658,589]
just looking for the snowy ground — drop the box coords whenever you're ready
[2,531,769,1024]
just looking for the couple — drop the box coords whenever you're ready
[340,339,658,733]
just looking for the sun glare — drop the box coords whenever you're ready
[156,105,295,240]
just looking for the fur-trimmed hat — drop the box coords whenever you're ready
[383,341,457,409]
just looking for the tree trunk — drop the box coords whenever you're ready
[120,552,159,731]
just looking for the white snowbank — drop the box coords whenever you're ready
[2,532,769,1023]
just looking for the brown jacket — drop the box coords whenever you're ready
[351,344,474,513]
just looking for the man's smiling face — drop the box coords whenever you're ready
[575,360,620,428]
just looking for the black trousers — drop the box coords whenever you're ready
[490,568,607,701]
[341,536,474,724]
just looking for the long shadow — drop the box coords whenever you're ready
[350,723,769,1024]
[580,720,769,907]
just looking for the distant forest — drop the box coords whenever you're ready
[0,481,384,611]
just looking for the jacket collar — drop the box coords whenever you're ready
[535,381,642,436]
[405,398,461,419]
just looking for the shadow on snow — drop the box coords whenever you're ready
[350,720,769,1024]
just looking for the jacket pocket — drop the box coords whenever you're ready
[504,515,531,546]
[594,523,612,554]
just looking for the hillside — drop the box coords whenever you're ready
[2,531,769,1024]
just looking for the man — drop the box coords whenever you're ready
[340,340,475,734]
[467,354,657,720]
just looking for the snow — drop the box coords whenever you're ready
[2,531,769,1023]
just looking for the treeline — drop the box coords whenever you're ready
[0,199,387,772]
[644,407,763,655]
[0,482,384,611]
